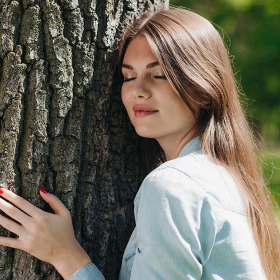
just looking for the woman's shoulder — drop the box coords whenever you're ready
[140,151,246,215]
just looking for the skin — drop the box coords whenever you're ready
[121,35,200,161]
[0,188,91,279]
[0,35,200,279]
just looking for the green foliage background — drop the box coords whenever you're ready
[170,0,280,142]
[170,0,280,225]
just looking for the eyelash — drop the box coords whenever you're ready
[123,76,167,83]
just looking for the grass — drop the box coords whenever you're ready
[259,147,280,230]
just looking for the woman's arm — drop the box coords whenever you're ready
[0,187,102,279]
[51,243,93,279]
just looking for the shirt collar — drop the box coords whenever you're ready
[177,136,201,158]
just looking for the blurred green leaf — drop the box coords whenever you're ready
[170,0,280,142]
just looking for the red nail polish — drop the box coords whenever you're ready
[0,188,3,195]
[39,187,48,194]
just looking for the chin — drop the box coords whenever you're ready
[134,127,157,138]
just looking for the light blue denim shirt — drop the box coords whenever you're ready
[69,137,266,280]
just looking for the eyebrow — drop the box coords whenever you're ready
[121,61,159,70]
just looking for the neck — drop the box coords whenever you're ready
[156,130,199,161]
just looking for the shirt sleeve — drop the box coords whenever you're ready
[69,263,105,280]
[131,167,218,280]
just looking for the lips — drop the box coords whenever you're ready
[135,111,158,117]
[133,104,159,118]
[133,104,158,112]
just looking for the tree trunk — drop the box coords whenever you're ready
[0,0,168,279]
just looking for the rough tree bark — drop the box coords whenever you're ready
[0,0,168,279]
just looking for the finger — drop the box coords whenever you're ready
[0,213,23,236]
[39,188,70,218]
[0,236,22,250]
[0,188,43,218]
[0,197,31,225]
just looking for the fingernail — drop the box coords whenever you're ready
[39,187,48,194]
[0,188,3,195]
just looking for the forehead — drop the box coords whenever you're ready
[123,35,157,63]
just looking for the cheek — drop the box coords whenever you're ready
[163,96,196,123]
[121,89,127,105]
[121,89,130,112]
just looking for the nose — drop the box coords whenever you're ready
[136,91,150,99]
[132,79,151,99]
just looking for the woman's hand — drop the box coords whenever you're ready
[0,187,92,279]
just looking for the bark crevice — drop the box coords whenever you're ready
[0,1,169,279]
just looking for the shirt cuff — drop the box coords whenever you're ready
[69,263,105,280]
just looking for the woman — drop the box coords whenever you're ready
[0,6,279,280]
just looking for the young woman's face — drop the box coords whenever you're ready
[121,35,199,143]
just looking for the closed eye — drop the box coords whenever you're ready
[123,76,167,83]
[123,77,136,82]
[154,76,167,80]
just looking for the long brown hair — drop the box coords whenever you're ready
[118,6,280,279]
